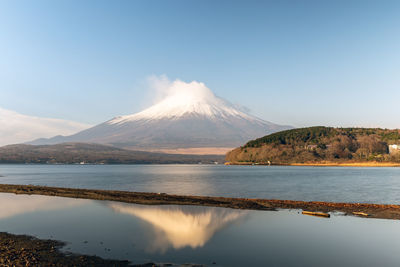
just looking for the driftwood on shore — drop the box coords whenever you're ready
[0,184,400,220]
[353,211,370,217]
[302,211,330,218]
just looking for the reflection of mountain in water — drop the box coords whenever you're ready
[0,193,87,220]
[109,203,247,252]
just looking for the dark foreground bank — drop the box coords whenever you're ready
[1,184,400,220]
[0,232,156,267]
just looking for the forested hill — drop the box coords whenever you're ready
[226,127,400,164]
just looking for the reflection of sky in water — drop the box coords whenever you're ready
[0,193,88,219]
[1,193,400,266]
[108,203,246,252]
[137,165,220,196]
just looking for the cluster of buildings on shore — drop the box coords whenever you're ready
[389,144,400,154]
[306,144,400,154]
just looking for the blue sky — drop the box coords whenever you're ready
[0,0,399,128]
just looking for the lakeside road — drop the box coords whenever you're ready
[226,161,400,167]
[0,184,400,220]
[290,162,400,167]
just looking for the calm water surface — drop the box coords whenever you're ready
[1,193,399,267]
[1,164,400,204]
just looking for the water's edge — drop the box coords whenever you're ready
[1,183,399,220]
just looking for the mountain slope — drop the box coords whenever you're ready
[29,80,291,152]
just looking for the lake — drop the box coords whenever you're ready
[1,164,400,204]
[0,192,399,266]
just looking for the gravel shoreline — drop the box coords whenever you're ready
[1,184,400,220]
[0,232,155,266]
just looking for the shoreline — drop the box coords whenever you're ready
[226,161,400,167]
[0,232,146,266]
[1,184,400,220]
[290,162,400,167]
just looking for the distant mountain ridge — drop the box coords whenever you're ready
[30,80,291,153]
[0,143,224,164]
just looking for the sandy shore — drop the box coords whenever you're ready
[0,184,400,220]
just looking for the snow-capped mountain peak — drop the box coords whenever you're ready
[30,78,292,153]
[108,80,257,124]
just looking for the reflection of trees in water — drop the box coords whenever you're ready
[108,203,247,252]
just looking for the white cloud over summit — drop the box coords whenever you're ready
[0,107,91,146]
[146,75,253,114]
[147,75,216,105]
[109,75,263,123]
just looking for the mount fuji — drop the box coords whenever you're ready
[30,80,291,154]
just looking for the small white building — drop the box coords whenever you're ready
[389,144,400,154]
